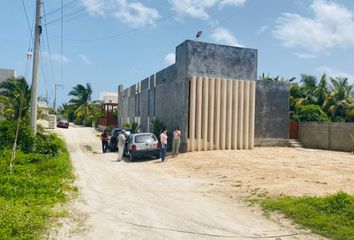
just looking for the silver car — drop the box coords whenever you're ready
[125,133,160,161]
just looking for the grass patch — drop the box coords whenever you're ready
[259,192,354,240]
[0,135,74,240]
[84,145,93,152]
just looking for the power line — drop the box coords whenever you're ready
[46,0,207,42]
[20,0,34,43]
[42,0,56,87]
[43,0,110,26]
[61,0,64,84]
[44,0,81,16]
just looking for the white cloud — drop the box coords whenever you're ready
[274,0,354,53]
[256,25,268,35]
[169,0,246,20]
[219,0,246,8]
[164,53,175,65]
[316,66,354,84]
[81,0,160,28]
[82,0,107,15]
[79,54,92,65]
[210,27,243,47]
[115,1,160,28]
[42,52,69,63]
[294,52,317,59]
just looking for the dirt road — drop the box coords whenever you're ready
[50,126,324,240]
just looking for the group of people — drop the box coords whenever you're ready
[100,126,182,162]
[160,127,181,162]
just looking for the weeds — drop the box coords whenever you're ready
[0,136,73,240]
[259,192,354,240]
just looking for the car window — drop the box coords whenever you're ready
[134,134,156,143]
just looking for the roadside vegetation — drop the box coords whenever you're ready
[0,76,74,239]
[261,73,354,122]
[255,192,354,240]
[57,83,104,127]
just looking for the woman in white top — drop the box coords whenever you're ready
[172,127,181,157]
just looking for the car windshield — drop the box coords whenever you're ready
[135,134,156,143]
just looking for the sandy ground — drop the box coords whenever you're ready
[46,125,353,240]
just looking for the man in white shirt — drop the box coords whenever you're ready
[117,130,126,162]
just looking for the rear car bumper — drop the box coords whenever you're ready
[130,149,160,158]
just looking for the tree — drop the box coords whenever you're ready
[322,77,353,122]
[0,76,31,120]
[291,104,329,122]
[131,122,142,133]
[150,118,165,141]
[68,83,92,123]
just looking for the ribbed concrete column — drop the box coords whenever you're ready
[214,78,221,150]
[249,81,256,149]
[220,79,227,150]
[189,76,196,152]
[208,78,215,150]
[243,81,250,150]
[196,77,203,151]
[226,80,233,149]
[202,77,209,151]
[237,80,244,149]
[232,80,238,149]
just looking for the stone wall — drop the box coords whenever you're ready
[299,122,354,152]
[255,81,290,146]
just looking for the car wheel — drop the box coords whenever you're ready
[155,153,160,159]
[129,154,135,162]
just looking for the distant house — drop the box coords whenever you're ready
[98,92,118,129]
[0,68,15,83]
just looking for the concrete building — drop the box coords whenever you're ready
[100,91,118,104]
[0,68,15,83]
[118,40,289,152]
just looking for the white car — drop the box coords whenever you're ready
[125,133,161,161]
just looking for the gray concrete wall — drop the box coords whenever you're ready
[118,40,270,152]
[300,122,354,152]
[175,40,258,151]
[0,69,15,83]
[255,81,290,146]
[179,40,257,80]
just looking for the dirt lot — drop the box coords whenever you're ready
[49,125,353,239]
[159,147,354,199]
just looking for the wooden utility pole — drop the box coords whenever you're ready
[30,0,41,134]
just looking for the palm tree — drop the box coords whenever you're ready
[68,83,92,122]
[0,76,31,120]
[323,77,354,121]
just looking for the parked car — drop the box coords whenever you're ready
[125,133,160,161]
[57,118,69,128]
[109,128,131,152]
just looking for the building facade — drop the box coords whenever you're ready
[118,40,289,152]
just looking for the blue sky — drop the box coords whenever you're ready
[1,0,354,106]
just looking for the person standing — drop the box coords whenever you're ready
[160,128,168,162]
[172,127,181,157]
[117,130,126,161]
[101,129,109,154]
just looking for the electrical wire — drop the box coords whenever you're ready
[44,0,81,16]
[43,0,110,26]
[46,0,208,42]
[42,1,56,85]
[20,0,34,44]
[61,0,64,84]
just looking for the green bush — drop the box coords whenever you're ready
[0,136,73,240]
[0,120,35,153]
[291,104,329,122]
[34,132,60,156]
[260,192,354,240]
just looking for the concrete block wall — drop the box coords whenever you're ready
[255,81,290,146]
[118,40,290,152]
[299,122,354,152]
